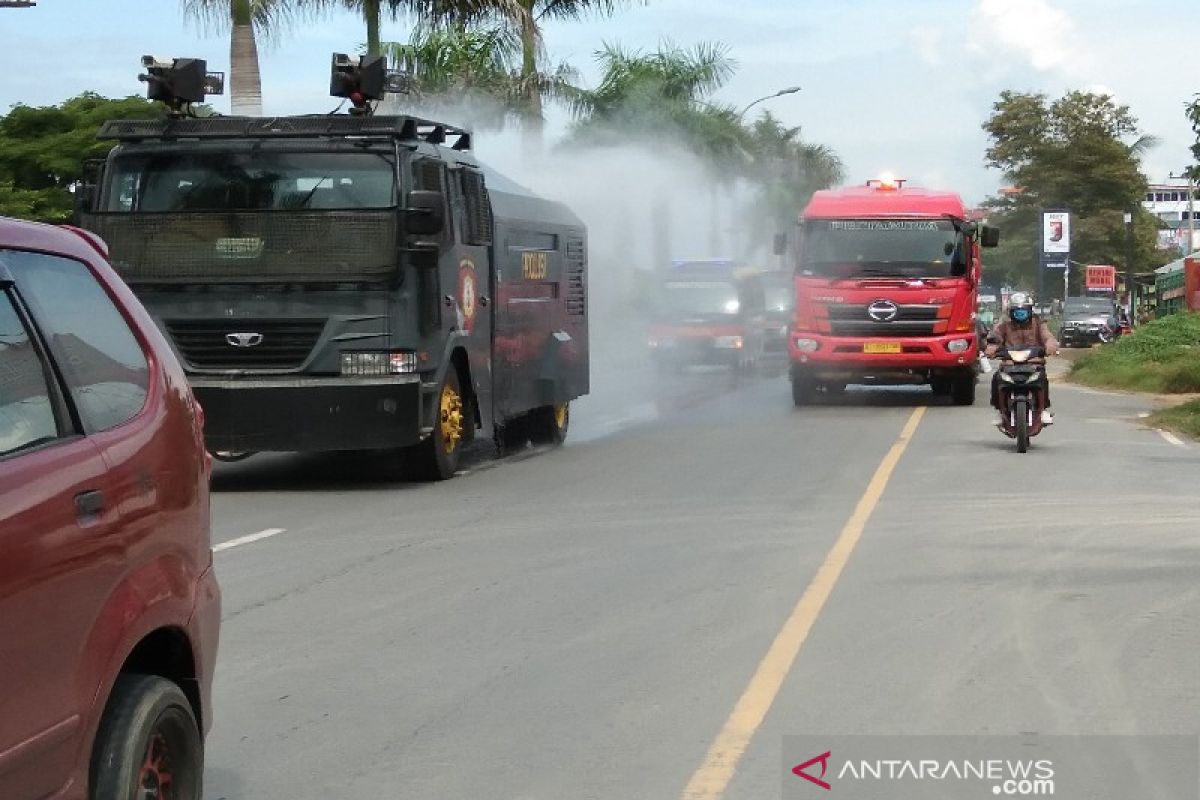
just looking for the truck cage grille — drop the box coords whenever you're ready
[165,318,326,370]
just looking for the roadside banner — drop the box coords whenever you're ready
[1085,265,1116,291]
[1042,211,1070,255]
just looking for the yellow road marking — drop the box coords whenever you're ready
[680,406,926,800]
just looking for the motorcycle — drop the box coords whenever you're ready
[994,346,1048,453]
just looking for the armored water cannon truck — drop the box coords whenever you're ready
[76,55,589,480]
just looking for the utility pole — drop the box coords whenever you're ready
[1124,211,1136,324]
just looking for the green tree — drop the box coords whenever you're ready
[565,40,746,164]
[379,23,576,128]
[742,111,843,241]
[980,90,1166,291]
[510,1,640,149]
[183,0,310,116]
[1187,93,1200,179]
[336,0,524,57]
[0,94,165,222]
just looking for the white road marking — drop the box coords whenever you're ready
[213,528,287,552]
[1159,430,1188,449]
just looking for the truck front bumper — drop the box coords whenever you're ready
[788,332,978,377]
[190,375,424,453]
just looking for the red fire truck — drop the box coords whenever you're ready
[783,175,1000,405]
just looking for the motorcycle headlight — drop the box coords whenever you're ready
[999,372,1016,383]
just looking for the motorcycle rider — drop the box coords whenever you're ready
[984,291,1059,426]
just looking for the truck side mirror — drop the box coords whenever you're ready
[772,232,787,256]
[980,225,1001,248]
[73,158,104,222]
[72,184,96,221]
[405,190,445,236]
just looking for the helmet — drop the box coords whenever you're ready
[1008,292,1034,324]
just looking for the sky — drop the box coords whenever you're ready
[1,0,1197,204]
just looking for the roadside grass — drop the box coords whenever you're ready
[1069,313,1200,393]
[1148,399,1200,440]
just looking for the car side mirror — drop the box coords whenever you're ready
[772,232,787,256]
[405,190,445,236]
[980,225,1001,248]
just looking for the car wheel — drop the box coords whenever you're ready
[90,674,202,800]
[410,369,465,481]
[529,403,570,447]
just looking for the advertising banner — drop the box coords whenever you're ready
[1042,211,1071,255]
[1085,264,1116,291]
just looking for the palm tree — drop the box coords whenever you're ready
[335,0,525,57]
[741,111,843,245]
[380,24,577,129]
[182,0,304,116]
[566,41,742,160]
[512,1,641,148]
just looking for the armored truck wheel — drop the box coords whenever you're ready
[529,403,570,447]
[410,369,466,481]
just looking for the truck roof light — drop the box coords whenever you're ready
[866,173,906,191]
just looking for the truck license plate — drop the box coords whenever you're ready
[863,342,902,354]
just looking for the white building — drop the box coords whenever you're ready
[1143,181,1200,255]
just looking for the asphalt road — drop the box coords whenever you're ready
[201,356,1200,799]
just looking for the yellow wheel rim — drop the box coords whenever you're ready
[439,383,464,454]
[554,404,568,430]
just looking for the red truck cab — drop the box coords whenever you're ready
[785,176,999,404]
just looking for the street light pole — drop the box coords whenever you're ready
[737,86,801,121]
[701,86,800,257]
[1124,211,1135,324]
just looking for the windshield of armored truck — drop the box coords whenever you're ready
[102,151,397,212]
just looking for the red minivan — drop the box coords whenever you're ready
[0,217,218,799]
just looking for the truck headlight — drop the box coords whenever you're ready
[714,336,744,349]
[946,338,972,353]
[341,350,417,375]
[793,337,820,352]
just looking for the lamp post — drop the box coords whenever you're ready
[702,86,801,256]
[737,86,802,120]
[1124,211,1135,324]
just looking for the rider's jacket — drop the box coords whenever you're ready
[989,316,1059,353]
